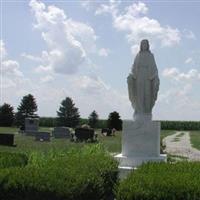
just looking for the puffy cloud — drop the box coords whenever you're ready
[95,1,181,53]
[29,0,97,75]
[21,53,42,62]
[162,67,200,81]
[2,60,23,77]
[185,57,193,64]
[80,0,96,11]
[69,74,131,118]
[0,40,24,89]
[162,67,179,79]
[154,67,200,120]
[98,48,110,57]
[156,82,200,120]
[0,40,7,59]
[95,0,120,16]
[40,75,54,83]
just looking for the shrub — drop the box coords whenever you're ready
[0,152,28,168]
[0,145,119,200]
[116,162,200,200]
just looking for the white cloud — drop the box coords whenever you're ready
[29,0,97,75]
[156,67,200,120]
[0,40,24,89]
[98,48,110,57]
[69,74,131,118]
[185,57,193,64]
[183,29,196,40]
[2,60,23,77]
[95,0,120,16]
[162,67,200,81]
[21,53,42,62]
[80,0,92,11]
[40,75,54,83]
[95,1,181,53]
[131,44,139,56]
[162,67,179,79]
[0,40,7,59]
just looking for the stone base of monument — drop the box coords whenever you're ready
[115,120,166,179]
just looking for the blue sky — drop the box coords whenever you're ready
[1,0,200,120]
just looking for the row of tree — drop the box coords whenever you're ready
[0,94,122,130]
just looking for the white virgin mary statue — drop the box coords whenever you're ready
[127,39,159,121]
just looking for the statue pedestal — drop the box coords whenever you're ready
[115,120,166,178]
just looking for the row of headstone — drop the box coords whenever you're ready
[23,118,71,141]
[22,118,100,142]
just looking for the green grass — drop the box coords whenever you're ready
[190,131,200,150]
[0,127,175,154]
[0,126,52,134]
[0,127,121,154]
[160,130,175,141]
[0,127,19,134]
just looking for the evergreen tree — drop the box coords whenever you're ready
[107,111,122,130]
[88,110,99,128]
[0,103,14,126]
[16,94,38,126]
[57,97,80,127]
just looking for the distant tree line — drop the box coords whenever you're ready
[0,94,122,130]
[1,93,200,130]
[161,121,200,131]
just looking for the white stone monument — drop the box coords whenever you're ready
[115,39,166,177]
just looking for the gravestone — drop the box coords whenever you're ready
[101,128,112,136]
[75,128,96,142]
[35,132,50,142]
[115,39,166,178]
[52,127,71,139]
[25,118,39,136]
[0,133,15,146]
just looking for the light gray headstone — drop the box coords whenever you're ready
[52,127,71,138]
[25,118,39,132]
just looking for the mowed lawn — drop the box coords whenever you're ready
[0,127,178,154]
[0,127,122,153]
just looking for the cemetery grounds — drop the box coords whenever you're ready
[0,127,200,155]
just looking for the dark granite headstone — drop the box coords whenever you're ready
[35,132,50,142]
[52,127,71,139]
[0,133,15,146]
[75,128,96,142]
[101,128,112,136]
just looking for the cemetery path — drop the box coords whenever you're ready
[163,131,200,161]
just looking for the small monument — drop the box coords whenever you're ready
[25,118,39,136]
[115,39,166,177]
[52,127,71,139]
[35,132,50,142]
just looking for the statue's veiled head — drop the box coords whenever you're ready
[140,39,150,52]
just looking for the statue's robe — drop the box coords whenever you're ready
[127,51,159,115]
